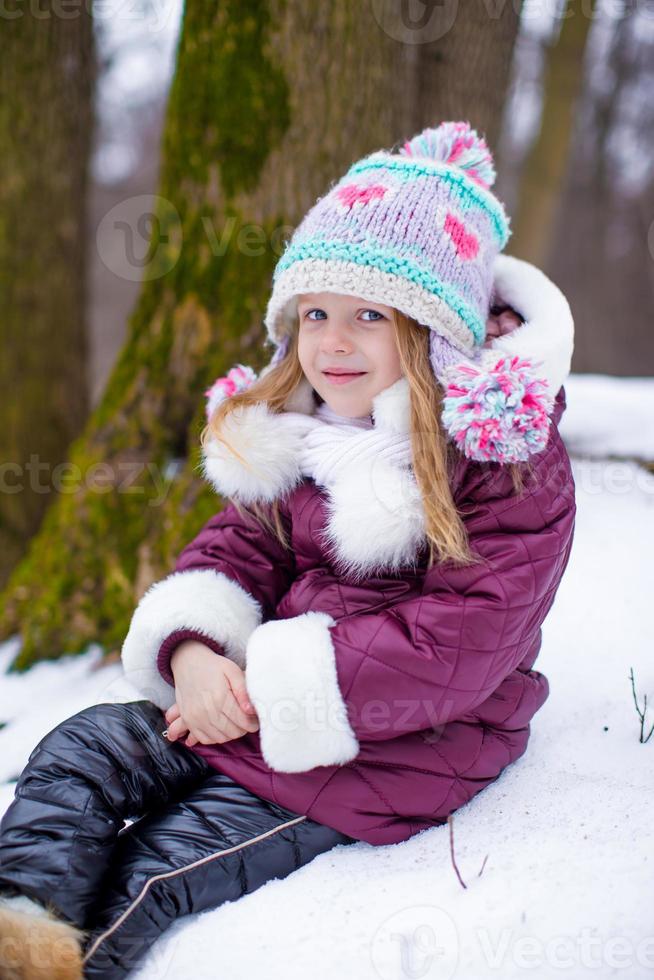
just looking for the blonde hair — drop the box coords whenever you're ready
[200,310,535,570]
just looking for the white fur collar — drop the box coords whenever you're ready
[201,255,574,579]
[201,375,420,581]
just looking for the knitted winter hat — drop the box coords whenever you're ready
[207,121,557,464]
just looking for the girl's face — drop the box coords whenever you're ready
[296,292,403,419]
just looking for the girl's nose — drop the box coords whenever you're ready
[320,320,353,351]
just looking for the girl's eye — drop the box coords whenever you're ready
[302,309,385,322]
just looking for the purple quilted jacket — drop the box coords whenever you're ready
[121,256,576,846]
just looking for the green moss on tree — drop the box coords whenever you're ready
[0,0,290,670]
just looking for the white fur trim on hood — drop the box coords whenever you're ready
[489,253,574,398]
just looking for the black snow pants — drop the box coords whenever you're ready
[0,700,357,979]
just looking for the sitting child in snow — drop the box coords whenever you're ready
[0,120,575,980]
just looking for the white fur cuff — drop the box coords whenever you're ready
[121,569,263,710]
[245,611,360,772]
[0,893,52,920]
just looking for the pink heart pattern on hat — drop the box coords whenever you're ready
[444,212,479,260]
[336,182,389,210]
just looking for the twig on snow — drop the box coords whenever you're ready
[629,667,654,744]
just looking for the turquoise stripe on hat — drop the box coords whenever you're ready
[273,239,487,345]
[346,156,510,246]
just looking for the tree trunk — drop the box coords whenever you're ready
[394,0,522,147]
[509,0,597,265]
[0,0,95,589]
[0,0,521,671]
[548,3,654,376]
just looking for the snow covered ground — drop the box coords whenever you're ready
[1,372,652,980]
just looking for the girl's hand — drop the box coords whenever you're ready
[163,641,259,746]
[484,304,523,345]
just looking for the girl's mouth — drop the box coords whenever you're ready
[323,372,367,385]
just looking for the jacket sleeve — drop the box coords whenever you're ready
[245,426,576,773]
[121,499,296,710]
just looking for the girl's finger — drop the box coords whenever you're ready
[165,703,181,724]
[218,690,259,734]
[226,674,257,716]
[165,717,190,742]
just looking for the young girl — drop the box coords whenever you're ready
[0,121,576,979]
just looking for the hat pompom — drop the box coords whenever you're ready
[399,120,496,191]
[439,354,554,463]
[205,364,258,421]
